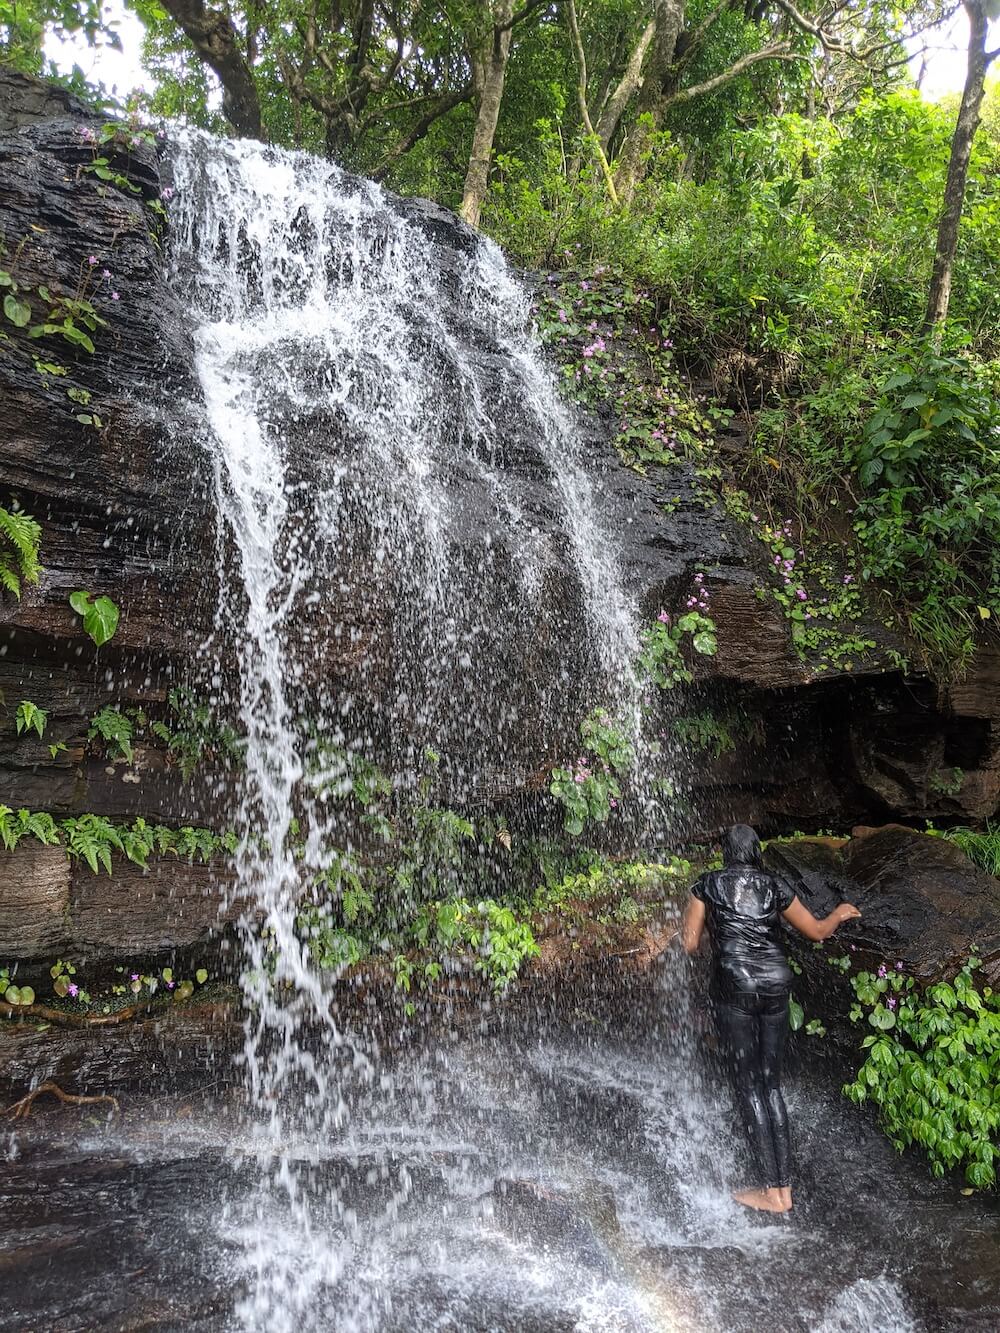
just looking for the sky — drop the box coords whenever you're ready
[44,1,998,109]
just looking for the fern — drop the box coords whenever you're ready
[15,700,47,739]
[62,814,124,874]
[0,805,232,874]
[120,816,154,868]
[0,805,59,849]
[0,505,42,599]
[88,706,134,762]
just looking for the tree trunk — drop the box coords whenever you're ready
[566,0,619,204]
[594,17,657,154]
[459,1,514,229]
[612,0,686,203]
[924,0,995,335]
[160,0,262,138]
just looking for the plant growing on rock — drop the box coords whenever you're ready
[88,705,134,761]
[14,699,47,739]
[0,504,42,599]
[638,604,717,691]
[0,804,236,873]
[70,589,119,645]
[550,707,633,835]
[0,967,35,1007]
[845,956,1000,1189]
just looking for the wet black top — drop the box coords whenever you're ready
[691,864,796,998]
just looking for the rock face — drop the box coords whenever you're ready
[766,827,1000,1025]
[1,66,999,988]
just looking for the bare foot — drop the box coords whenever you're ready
[732,1187,790,1213]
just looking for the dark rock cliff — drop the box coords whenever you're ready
[1,67,998,978]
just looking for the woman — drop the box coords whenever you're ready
[681,824,861,1214]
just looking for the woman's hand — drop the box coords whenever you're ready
[784,896,861,941]
[833,902,862,924]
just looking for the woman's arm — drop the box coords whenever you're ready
[681,894,707,954]
[783,896,861,942]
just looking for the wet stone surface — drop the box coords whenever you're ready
[2,980,998,1333]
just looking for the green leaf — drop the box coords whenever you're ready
[195,968,208,985]
[869,1005,897,1030]
[3,294,30,327]
[788,997,804,1031]
[69,590,120,646]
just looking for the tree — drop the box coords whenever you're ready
[0,0,112,77]
[924,0,1000,334]
[458,0,552,227]
[154,0,261,136]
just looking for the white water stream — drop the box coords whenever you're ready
[166,131,645,1326]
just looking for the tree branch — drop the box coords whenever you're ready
[662,43,805,108]
[160,0,262,137]
[372,86,474,179]
[566,0,619,204]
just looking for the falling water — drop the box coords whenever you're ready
[164,130,647,1325]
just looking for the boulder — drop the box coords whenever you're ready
[767,825,1000,989]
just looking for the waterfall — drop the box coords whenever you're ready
[164,131,644,1327]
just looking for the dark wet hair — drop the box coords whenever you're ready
[722,824,763,868]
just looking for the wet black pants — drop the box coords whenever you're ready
[714,991,791,1190]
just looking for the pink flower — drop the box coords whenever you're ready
[797,589,807,601]
[558,308,567,323]
[657,611,671,624]
[67,983,79,998]
[886,996,897,1010]
[87,256,97,265]
[574,774,586,784]
[111,292,120,300]
[130,973,139,981]
[609,798,618,808]
[160,186,175,201]
[101,269,111,278]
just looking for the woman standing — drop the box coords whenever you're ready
[682,824,861,1213]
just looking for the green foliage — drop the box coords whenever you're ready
[14,699,47,739]
[152,686,245,780]
[673,710,739,758]
[0,967,35,1007]
[0,504,42,599]
[0,804,235,874]
[940,823,1000,877]
[69,589,120,645]
[852,345,1000,670]
[638,609,718,690]
[410,897,541,993]
[28,288,107,354]
[489,94,1000,676]
[929,767,964,798]
[50,958,90,1003]
[550,707,633,835]
[845,957,1000,1189]
[88,705,133,761]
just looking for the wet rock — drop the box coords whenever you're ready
[492,1177,618,1271]
[767,825,1000,992]
[0,842,71,956]
[69,856,243,960]
[0,996,242,1101]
